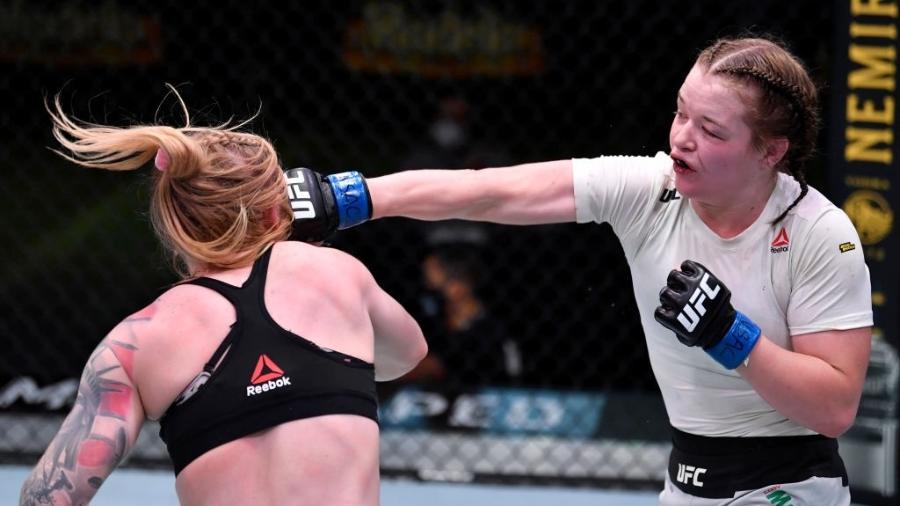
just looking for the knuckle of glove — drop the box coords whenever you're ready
[656,259,731,348]
[666,269,691,291]
[681,259,705,276]
[652,306,672,326]
[658,286,680,308]
[284,167,339,243]
[663,260,747,355]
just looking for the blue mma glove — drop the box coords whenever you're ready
[653,260,761,369]
[283,168,372,242]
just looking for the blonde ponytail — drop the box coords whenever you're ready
[47,89,293,277]
[47,94,205,180]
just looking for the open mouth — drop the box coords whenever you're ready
[672,156,694,174]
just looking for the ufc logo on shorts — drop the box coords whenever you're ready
[676,463,707,487]
[676,273,720,332]
[285,171,316,219]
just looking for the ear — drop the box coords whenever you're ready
[762,137,789,170]
[265,206,281,227]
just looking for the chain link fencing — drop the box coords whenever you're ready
[4,0,892,496]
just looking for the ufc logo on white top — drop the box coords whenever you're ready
[285,172,317,219]
[676,463,707,487]
[676,273,720,332]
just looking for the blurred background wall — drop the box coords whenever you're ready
[0,1,896,504]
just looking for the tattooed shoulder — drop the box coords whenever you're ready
[19,308,151,506]
[107,300,160,382]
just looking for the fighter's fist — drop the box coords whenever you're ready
[283,168,372,243]
[654,260,760,369]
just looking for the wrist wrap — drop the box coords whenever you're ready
[704,311,761,369]
[326,171,372,229]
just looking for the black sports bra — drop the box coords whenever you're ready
[158,247,377,475]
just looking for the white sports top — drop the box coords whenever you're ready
[573,152,873,436]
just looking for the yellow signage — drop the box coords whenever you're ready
[343,3,544,78]
[0,1,162,66]
[843,190,894,245]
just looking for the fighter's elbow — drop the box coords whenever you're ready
[398,335,429,377]
[402,320,428,365]
[815,404,859,438]
[374,332,428,382]
[412,334,428,364]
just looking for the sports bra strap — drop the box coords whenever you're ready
[176,246,274,373]
[244,245,273,299]
[181,277,241,305]
[178,277,240,373]
[177,245,274,310]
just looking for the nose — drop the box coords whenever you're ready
[670,120,696,153]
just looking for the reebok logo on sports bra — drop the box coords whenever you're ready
[246,354,292,396]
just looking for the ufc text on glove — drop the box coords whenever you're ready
[283,168,372,243]
[653,260,761,370]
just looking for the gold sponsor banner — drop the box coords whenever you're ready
[831,1,900,500]
[341,3,545,78]
[0,1,163,66]
[831,0,898,338]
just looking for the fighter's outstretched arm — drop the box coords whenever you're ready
[368,160,576,225]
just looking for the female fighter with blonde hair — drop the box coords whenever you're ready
[20,92,427,506]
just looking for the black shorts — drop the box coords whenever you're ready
[667,427,848,499]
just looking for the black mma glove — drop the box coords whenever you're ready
[653,260,761,369]
[283,168,372,243]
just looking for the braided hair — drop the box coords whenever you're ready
[697,36,821,223]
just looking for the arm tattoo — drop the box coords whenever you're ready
[20,305,154,506]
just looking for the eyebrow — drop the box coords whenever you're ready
[677,94,727,130]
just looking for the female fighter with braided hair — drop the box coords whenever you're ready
[20,92,426,506]
[293,36,872,504]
